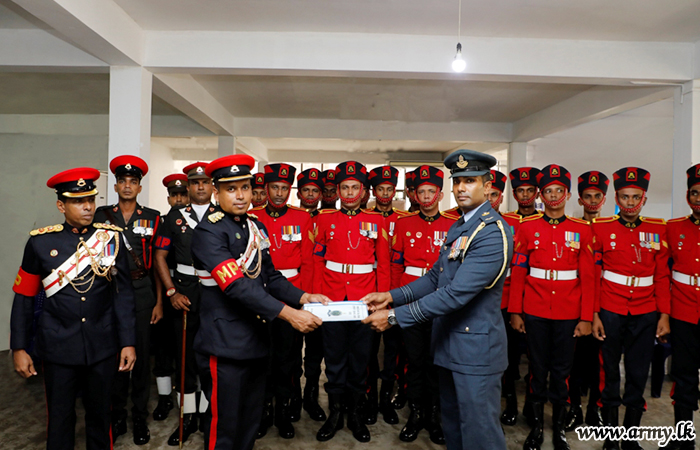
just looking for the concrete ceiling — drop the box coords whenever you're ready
[112,0,700,42]
[195,75,591,123]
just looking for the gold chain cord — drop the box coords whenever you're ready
[67,232,120,293]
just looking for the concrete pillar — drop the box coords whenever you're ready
[107,66,153,205]
[505,142,532,212]
[218,135,236,158]
[672,80,700,217]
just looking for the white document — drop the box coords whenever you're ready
[303,301,369,322]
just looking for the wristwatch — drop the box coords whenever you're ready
[387,310,398,326]
[166,287,177,297]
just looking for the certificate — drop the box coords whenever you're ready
[303,301,369,322]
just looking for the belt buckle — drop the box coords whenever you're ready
[344,264,353,275]
[692,276,698,287]
[548,269,557,281]
[628,275,637,287]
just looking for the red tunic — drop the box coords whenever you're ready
[500,212,522,310]
[390,211,458,289]
[591,216,670,315]
[667,215,700,324]
[508,214,595,321]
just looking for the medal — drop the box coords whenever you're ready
[416,232,422,238]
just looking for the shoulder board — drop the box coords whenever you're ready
[641,217,666,225]
[521,213,543,223]
[93,222,123,232]
[568,217,590,225]
[29,224,64,236]
[592,215,619,224]
[501,212,522,221]
[439,211,459,221]
[140,206,159,215]
[398,211,420,220]
[247,213,258,220]
[393,209,411,216]
[318,209,336,215]
[250,206,264,213]
[667,216,690,224]
[287,205,306,212]
[362,209,383,215]
[208,211,225,223]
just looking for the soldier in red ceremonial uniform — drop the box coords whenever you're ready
[509,164,595,450]
[94,155,160,445]
[591,167,670,450]
[390,165,456,444]
[154,162,216,445]
[405,170,420,213]
[488,169,508,212]
[12,168,136,450]
[364,165,410,425]
[313,161,391,442]
[251,172,267,208]
[501,166,542,426]
[297,168,323,216]
[321,169,338,210]
[660,164,700,450]
[564,171,610,432]
[251,163,314,439]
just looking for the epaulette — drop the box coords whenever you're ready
[568,217,590,225]
[521,213,543,223]
[208,211,225,223]
[501,212,522,222]
[592,215,619,224]
[397,211,419,220]
[29,224,64,236]
[288,205,306,212]
[393,208,411,216]
[362,209,383,215]
[248,213,258,220]
[250,206,265,213]
[439,211,459,220]
[667,216,690,224]
[93,222,123,232]
[317,208,336,215]
[641,217,666,225]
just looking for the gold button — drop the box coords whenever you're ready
[347,282,350,284]
[440,267,443,272]
[347,248,350,251]
[262,320,267,323]
[552,291,556,295]
[465,327,469,332]
[81,318,86,322]
[630,290,633,293]
[81,297,86,302]
[632,262,636,264]
[553,258,556,261]
[256,315,261,319]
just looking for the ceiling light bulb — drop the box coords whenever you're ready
[452,43,466,72]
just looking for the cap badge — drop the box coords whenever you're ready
[77,178,86,187]
[590,175,598,183]
[196,166,204,174]
[175,180,182,186]
[328,172,335,179]
[551,167,559,176]
[125,163,132,170]
[627,171,637,180]
[383,169,390,178]
[521,170,529,180]
[230,165,240,173]
[256,175,263,183]
[347,165,356,174]
[456,155,469,169]
[281,168,288,177]
[421,169,429,178]
[310,171,318,180]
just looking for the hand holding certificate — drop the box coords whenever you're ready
[303,301,369,322]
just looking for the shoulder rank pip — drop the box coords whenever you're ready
[29,224,64,236]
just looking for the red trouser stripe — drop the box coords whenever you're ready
[670,381,676,406]
[597,348,606,408]
[208,355,218,450]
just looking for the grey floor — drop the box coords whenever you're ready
[1,350,694,450]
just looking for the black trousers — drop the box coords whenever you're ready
[196,353,266,450]
[670,317,700,411]
[403,320,439,401]
[501,309,525,393]
[303,327,324,386]
[568,334,601,407]
[271,319,302,399]
[112,290,152,420]
[368,326,402,388]
[598,309,657,409]
[172,274,201,394]
[523,314,577,405]
[152,301,175,378]
[322,321,373,395]
[44,355,117,450]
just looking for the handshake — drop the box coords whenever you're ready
[359,292,395,332]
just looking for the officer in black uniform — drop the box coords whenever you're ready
[94,155,160,445]
[11,167,136,450]
[191,154,328,450]
[154,161,216,445]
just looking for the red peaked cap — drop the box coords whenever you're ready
[109,155,148,178]
[182,161,210,180]
[205,154,256,183]
[47,167,100,198]
[162,173,188,192]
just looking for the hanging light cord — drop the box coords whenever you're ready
[457,0,462,42]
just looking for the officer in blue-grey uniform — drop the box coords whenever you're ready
[362,149,512,450]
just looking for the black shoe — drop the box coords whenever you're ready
[585,404,602,427]
[347,394,371,443]
[378,380,399,424]
[601,406,620,450]
[167,414,198,446]
[317,394,344,442]
[523,402,544,450]
[523,400,536,428]
[552,404,570,450]
[275,398,295,439]
[501,393,518,426]
[289,395,302,423]
[153,394,174,421]
[661,405,696,449]
[364,383,378,425]
[621,407,644,450]
[399,401,424,442]
[564,404,583,432]
[256,398,274,439]
[425,401,445,445]
[303,385,327,421]
[111,416,127,442]
[392,386,407,410]
[132,418,150,445]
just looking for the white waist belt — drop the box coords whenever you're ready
[603,270,653,287]
[529,267,578,281]
[169,269,174,277]
[326,261,374,275]
[672,270,700,287]
[279,268,299,278]
[176,264,196,276]
[506,268,511,278]
[405,266,428,277]
[197,269,217,287]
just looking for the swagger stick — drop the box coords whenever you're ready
[179,310,187,449]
